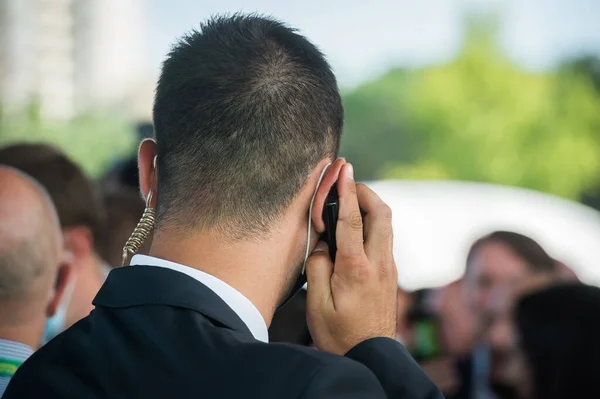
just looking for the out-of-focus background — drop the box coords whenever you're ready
[1,0,600,288]
[3,3,600,399]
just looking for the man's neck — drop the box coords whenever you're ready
[149,227,301,327]
[0,321,43,350]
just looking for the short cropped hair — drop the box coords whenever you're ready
[467,231,556,274]
[0,143,106,248]
[153,14,343,238]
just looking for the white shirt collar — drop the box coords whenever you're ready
[130,254,269,343]
[0,338,34,362]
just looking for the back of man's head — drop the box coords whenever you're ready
[0,167,62,329]
[0,143,105,250]
[153,14,343,238]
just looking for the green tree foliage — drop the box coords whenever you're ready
[0,111,136,178]
[2,16,599,199]
[561,56,600,93]
[563,55,600,208]
[341,19,600,200]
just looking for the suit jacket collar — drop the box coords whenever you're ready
[93,266,253,338]
[129,255,269,342]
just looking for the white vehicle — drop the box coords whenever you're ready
[365,180,600,290]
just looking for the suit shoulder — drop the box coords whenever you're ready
[266,344,382,376]
[237,342,361,379]
[297,350,387,398]
[256,341,342,366]
[247,342,386,398]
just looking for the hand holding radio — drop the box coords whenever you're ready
[306,162,398,356]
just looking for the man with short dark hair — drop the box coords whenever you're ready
[5,15,442,399]
[0,167,72,395]
[0,144,109,340]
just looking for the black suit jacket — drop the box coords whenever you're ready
[5,266,443,398]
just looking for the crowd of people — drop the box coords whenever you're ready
[0,143,141,354]
[1,135,596,399]
[269,230,598,399]
[0,13,598,399]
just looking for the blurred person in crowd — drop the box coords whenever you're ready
[100,122,153,193]
[100,188,151,267]
[473,249,577,396]
[466,231,558,318]
[513,283,600,399]
[435,281,476,359]
[487,279,599,399]
[0,167,72,395]
[100,158,139,193]
[465,231,558,398]
[424,281,476,399]
[553,259,580,282]
[403,284,476,398]
[406,289,457,395]
[268,289,313,346]
[485,273,556,399]
[4,15,441,399]
[404,289,436,357]
[396,287,412,343]
[0,144,109,340]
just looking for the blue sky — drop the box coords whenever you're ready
[148,0,600,87]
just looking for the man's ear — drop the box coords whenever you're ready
[138,139,157,207]
[46,260,75,317]
[63,227,93,265]
[310,158,345,233]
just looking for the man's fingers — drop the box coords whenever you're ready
[305,242,334,309]
[335,163,365,258]
[356,184,394,262]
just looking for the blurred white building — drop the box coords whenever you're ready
[0,0,152,120]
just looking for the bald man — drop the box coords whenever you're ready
[0,143,109,337]
[0,167,72,395]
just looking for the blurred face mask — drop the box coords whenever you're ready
[42,278,75,345]
[42,249,76,346]
[277,163,331,310]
